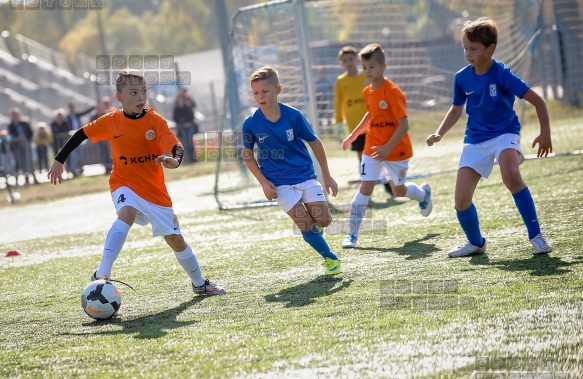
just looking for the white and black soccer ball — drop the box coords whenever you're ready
[81,280,121,320]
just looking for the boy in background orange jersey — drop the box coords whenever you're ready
[341,44,433,249]
[48,70,225,296]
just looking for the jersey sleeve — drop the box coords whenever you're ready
[83,113,113,143]
[387,83,408,120]
[242,117,256,149]
[452,71,467,106]
[500,65,530,98]
[154,113,180,154]
[296,110,317,142]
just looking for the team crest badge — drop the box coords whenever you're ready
[286,129,294,141]
[379,100,388,109]
[146,130,155,140]
[489,84,497,97]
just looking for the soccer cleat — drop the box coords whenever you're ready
[192,279,226,296]
[323,257,341,276]
[448,239,487,258]
[530,233,552,254]
[419,183,433,217]
[342,234,358,249]
[91,270,109,282]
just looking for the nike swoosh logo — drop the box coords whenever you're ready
[258,136,268,142]
[174,226,179,230]
[465,91,474,95]
[114,135,122,139]
[511,142,518,145]
[317,193,323,196]
[87,305,106,313]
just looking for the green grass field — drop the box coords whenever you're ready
[1,108,582,378]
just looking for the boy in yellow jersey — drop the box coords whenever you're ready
[334,46,368,162]
[341,44,433,249]
[48,70,225,296]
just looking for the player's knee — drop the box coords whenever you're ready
[316,216,332,228]
[117,206,136,225]
[454,195,472,211]
[501,171,524,192]
[164,233,186,251]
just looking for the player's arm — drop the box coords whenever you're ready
[241,147,277,200]
[426,104,464,146]
[522,88,552,157]
[342,112,370,150]
[371,116,410,161]
[308,138,338,197]
[155,143,184,168]
[48,128,88,184]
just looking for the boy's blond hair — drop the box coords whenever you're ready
[338,46,357,58]
[115,70,145,93]
[249,66,280,86]
[461,17,498,47]
[358,43,385,64]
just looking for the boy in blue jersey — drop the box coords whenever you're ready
[242,66,341,275]
[426,17,553,257]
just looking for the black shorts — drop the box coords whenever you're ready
[351,133,366,152]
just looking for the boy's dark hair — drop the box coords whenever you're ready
[338,46,357,58]
[115,70,145,93]
[461,17,498,47]
[249,66,280,86]
[359,43,385,64]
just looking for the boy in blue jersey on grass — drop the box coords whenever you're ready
[426,17,553,257]
[242,66,341,276]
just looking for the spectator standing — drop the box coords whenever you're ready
[33,122,53,172]
[7,107,38,185]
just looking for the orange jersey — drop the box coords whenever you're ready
[362,78,413,161]
[83,108,179,207]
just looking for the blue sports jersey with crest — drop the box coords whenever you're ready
[453,60,530,144]
[242,102,318,186]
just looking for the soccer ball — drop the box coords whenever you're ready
[81,280,121,320]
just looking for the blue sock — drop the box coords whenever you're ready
[456,203,485,247]
[512,187,541,239]
[301,225,338,260]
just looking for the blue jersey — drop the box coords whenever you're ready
[453,60,530,144]
[242,102,318,186]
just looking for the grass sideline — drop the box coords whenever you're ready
[1,151,582,377]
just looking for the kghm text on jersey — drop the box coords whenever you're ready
[370,121,395,128]
[119,154,159,165]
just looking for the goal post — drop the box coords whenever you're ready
[213,0,549,210]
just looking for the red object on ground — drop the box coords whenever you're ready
[5,250,21,257]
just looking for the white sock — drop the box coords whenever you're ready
[96,219,131,278]
[405,182,425,202]
[174,245,205,287]
[349,192,371,237]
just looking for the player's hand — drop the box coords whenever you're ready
[323,175,338,197]
[426,133,442,146]
[261,181,278,200]
[532,133,553,158]
[342,135,353,151]
[156,155,179,169]
[370,145,389,161]
[47,161,64,185]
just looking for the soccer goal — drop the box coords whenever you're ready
[213,0,555,210]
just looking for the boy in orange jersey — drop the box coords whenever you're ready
[47,70,225,296]
[341,44,433,249]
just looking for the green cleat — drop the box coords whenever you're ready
[323,257,341,276]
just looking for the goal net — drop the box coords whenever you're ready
[213,0,579,210]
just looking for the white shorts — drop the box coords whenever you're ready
[111,186,180,237]
[459,133,524,178]
[360,154,409,186]
[276,179,326,213]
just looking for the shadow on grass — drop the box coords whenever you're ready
[63,297,206,339]
[351,233,441,259]
[265,276,352,307]
[470,253,583,276]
